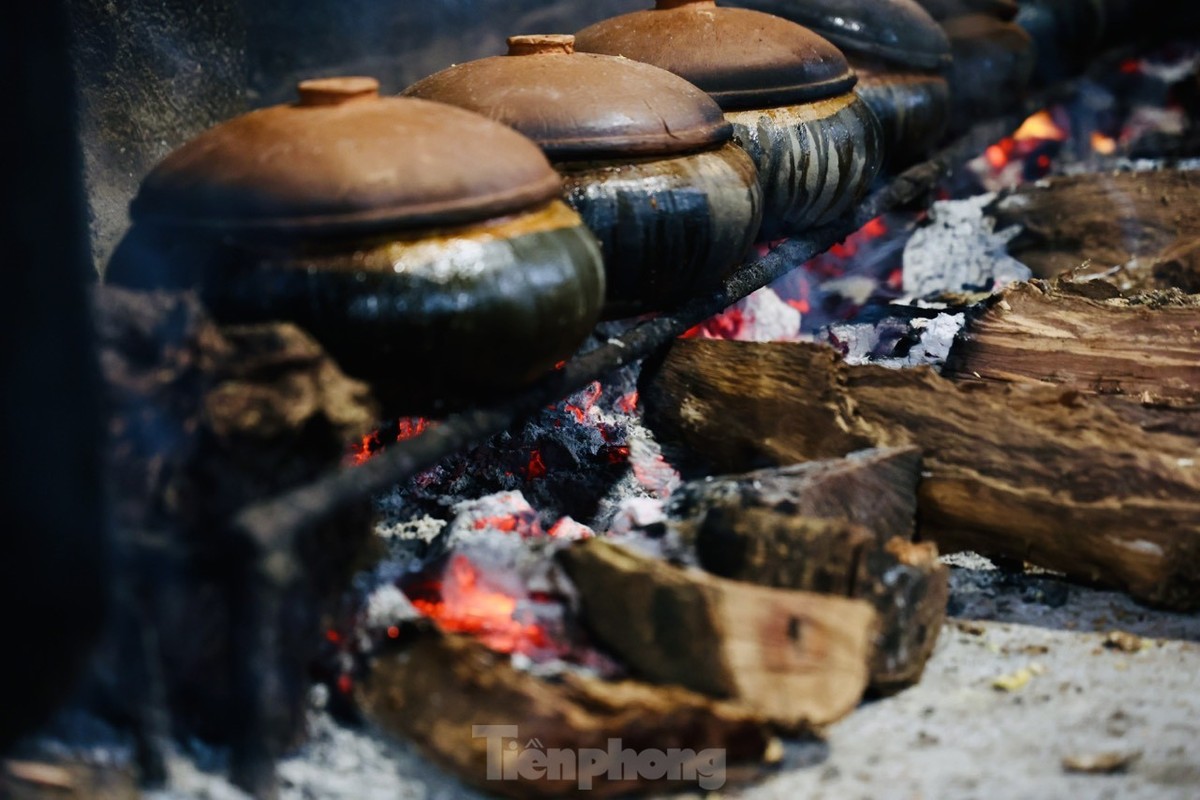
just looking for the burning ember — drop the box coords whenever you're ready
[350,416,430,465]
[683,214,909,343]
[976,107,1071,187]
[404,554,557,656]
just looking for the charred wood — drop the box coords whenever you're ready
[670,447,922,546]
[359,629,771,799]
[95,287,378,756]
[986,169,1200,279]
[944,279,1200,403]
[642,339,1200,608]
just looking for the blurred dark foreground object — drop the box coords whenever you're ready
[0,2,109,749]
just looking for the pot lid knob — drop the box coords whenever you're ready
[656,0,717,8]
[507,34,576,56]
[297,76,380,107]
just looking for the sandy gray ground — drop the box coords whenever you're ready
[146,554,1200,800]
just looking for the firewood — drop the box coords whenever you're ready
[641,339,1200,608]
[1137,237,1200,293]
[985,169,1200,278]
[944,280,1200,403]
[692,506,948,693]
[557,539,876,731]
[359,630,772,798]
[96,287,379,747]
[669,446,922,546]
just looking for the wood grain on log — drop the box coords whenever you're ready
[694,506,947,693]
[360,631,771,798]
[558,539,876,731]
[642,339,1200,608]
[986,169,1200,278]
[945,280,1200,403]
[667,450,942,691]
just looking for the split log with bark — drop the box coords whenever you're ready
[557,539,877,731]
[985,169,1200,279]
[666,448,946,692]
[641,338,1200,608]
[359,629,772,798]
[944,279,1200,403]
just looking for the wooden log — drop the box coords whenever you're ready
[359,630,772,799]
[986,169,1200,278]
[1135,237,1200,293]
[944,280,1200,403]
[96,287,379,747]
[669,446,922,546]
[557,539,876,731]
[693,507,948,693]
[641,339,1200,608]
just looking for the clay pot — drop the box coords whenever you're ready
[1016,0,1107,84]
[731,0,951,168]
[941,14,1035,127]
[576,0,885,240]
[914,0,1019,21]
[106,78,606,413]
[405,34,762,316]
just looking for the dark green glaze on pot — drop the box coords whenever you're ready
[109,202,606,413]
[725,92,884,240]
[1016,0,1106,84]
[854,65,949,170]
[942,15,1034,128]
[558,142,762,316]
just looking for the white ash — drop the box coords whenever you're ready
[590,427,682,531]
[445,490,540,537]
[902,193,1032,297]
[605,496,668,537]
[819,274,885,307]
[827,311,966,369]
[362,584,421,630]
[716,286,803,342]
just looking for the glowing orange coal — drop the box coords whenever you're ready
[407,554,552,655]
[349,416,430,465]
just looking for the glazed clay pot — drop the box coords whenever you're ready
[941,14,1035,127]
[1016,0,1106,84]
[405,34,762,316]
[107,78,606,412]
[732,0,951,168]
[914,0,1019,21]
[576,0,885,240]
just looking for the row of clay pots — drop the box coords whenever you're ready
[105,0,1129,413]
[108,0,898,413]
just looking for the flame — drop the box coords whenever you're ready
[981,108,1069,176]
[1091,131,1117,155]
[1014,109,1069,142]
[407,555,551,654]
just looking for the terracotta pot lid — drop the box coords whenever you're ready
[729,0,950,71]
[404,35,732,160]
[130,77,562,236]
[575,0,857,111]
[914,0,1018,22]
